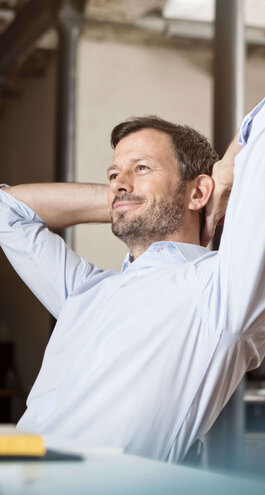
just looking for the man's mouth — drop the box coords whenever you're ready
[113,201,143,210]
[112,195,146,211]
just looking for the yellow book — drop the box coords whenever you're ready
[0,426,45,456]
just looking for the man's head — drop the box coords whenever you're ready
[107,116,218,257]
[111,116,218,182]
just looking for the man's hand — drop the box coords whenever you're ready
[200,134,242,247]
[201,160,233,246]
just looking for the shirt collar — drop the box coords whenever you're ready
[121,241,209,272]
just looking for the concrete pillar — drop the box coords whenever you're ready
[55,0,85,247]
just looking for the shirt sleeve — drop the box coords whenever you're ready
[238,97,265,146]
[0,188,102,319]
[196,99,265,366]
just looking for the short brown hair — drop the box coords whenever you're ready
[111,115,218,181]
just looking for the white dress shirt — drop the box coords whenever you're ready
[0,100,265,463]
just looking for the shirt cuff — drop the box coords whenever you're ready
[238,97,265,146]
[0,185,45,224]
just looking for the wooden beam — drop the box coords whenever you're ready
[0,0,60,77]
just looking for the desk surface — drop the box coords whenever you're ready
[1,454,265,495]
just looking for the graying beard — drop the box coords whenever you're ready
[111,182,186,250]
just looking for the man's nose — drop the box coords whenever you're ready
[110,173,134,194]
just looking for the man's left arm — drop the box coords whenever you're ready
[202,99,265,361]
[200,133,242,247]
[201,97,265,247]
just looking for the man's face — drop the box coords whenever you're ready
[107,128,187,250]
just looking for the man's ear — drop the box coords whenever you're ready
[188,174,214,212]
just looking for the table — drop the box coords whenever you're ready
[1,453,265,495]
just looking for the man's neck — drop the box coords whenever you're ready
[128,230,201,260]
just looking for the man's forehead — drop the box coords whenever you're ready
[112,129,175,160]
[107,129,178,175]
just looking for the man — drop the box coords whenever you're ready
[0,100,264,464]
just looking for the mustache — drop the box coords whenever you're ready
[112,194,146,208]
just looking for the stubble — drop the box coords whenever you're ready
[111,181,186,253]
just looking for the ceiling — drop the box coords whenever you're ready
[0,0,264,99]
[1,0,265,35]
[164,0,265,27]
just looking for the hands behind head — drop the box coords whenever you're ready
[200,160,232,247]
[200,136,242,247]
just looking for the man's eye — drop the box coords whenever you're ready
[109,173,118,181]
[136,165,149,172]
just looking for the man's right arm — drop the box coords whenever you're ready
[1,182,110,228]
[0,183,110,318]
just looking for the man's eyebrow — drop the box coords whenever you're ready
[107,164,120,174]
[107,157,153,174]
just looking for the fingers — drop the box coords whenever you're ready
[217,216,225,226]
[200,218,216,247]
